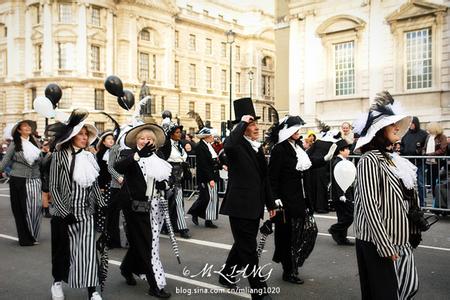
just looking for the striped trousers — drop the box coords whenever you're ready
[173,185,188,230]
[188,182,218,221]
[394,245,419,300]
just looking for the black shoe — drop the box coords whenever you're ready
[328,229,341,245]
[42,207,52,218]
[148,287,171,298]
[282,273,304,284]
[179,229,191,239]
[337,239,355,246]
[121,270,137,286]
[218,275,237,289]
[192,216,199,226]
[205,220,218,228]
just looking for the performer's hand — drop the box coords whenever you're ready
[209,180,215,188]
[222,165,228,171]
[155,180,168,191]
[269,210,276,218]
[137,142,156,158]
[241,115,254,123]
[324,143,337,161]
[339,196,347,202]
[274,199,283,207]
[389,254,399,262]
[118,176,124,184]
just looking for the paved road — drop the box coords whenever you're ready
[0,183,449,299]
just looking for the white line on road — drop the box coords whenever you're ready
[0,188,9,191]
[0,194,10,197]
[0,234,18,241]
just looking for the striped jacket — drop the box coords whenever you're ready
[0,141,41,178]
[107,144,123,189]
[354,150,418,257]
[49,149,105,218]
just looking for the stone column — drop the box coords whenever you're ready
[303,14,318,119]
[128,14,138,83]
[42,1,53,76]
[24,5,33,77]
[106,9,114,75]
[368,0,384,101]
[77,3,88,76]
[288,17,301,115]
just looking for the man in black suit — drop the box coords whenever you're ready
[219,98,276,300]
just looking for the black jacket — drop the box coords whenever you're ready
[195,140,219,183]
[219,121,275,220]
[268,140,310,217]
[331,156,354,202]
[401,117,428,156]
[96,148,112,189]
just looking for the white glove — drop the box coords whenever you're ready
[275,199,283,207]
[324,143,337,161]
[339,196,347,202]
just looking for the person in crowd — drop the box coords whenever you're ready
[423,122,448,206]
[211,136,224,154]
[353,91,420,299]
[0,120,42,246]
[164,121,191,239]
[115,123,172,299]
[47,109,105,300]
[188,126,221,228]
[401,116,428,207]
[219,98,276,300]
[340,122,355,145]
[183,133,197,155]
[302,130,316,150]
[40,139,52,218]
[96,131,114,192]
[268,115,312,284]
[328,138,354,245]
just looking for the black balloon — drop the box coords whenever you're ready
[104,75,124,97]
[117,90,135,110]
[45,84,62,108]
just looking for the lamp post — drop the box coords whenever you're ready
[226,29,235,130]
[248,70,254,99]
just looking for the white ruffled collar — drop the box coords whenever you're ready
[72,150,100,188]
[21,137,40,165]
[388,153,417,190]
[288,140,312,171]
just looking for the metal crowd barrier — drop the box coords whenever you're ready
[183,154,450,213]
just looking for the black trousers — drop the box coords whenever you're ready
[51,216,70,282]
[329,201,354,241]
[223,217,268,299]
[355,239,398,300]
[310,167,329,212]
[107,188,122,248]
[9,176,35,246]
[273,217,294,274]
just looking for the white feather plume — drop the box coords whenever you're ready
[353,112,369,135]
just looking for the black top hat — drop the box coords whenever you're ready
[232,98,260,124]
[335,139,350,156]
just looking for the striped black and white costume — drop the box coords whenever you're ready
[167,139,188,231]
[355,150,419,300]
[50,148,106,289]
[0,138,42,246]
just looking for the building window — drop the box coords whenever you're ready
[187,4,193,11]
[189,64,196,87]
[235,45,240,61]
[235,72,241,93]
[205,38,212,55]
[221,42,226,58]
[0,91,5,112]
[141,29,150,41]
[152,54,156,80]
[33,4,40,25]
[95,89,104,110]
[334,41,355,96]
[221,104,225,120]
[35,44,42,71]
[189,101,195,112]
[31,88,37,109]
[189,34,196,51]
[59,88,71,109]
[174,30,179,48]
[405,28,432,90]
[91,45,100,71]
[150,94,156,114]
[161,96,165,111]
[206,67,212,89]
[206,103,211,119]
[59,3,72,23]
[262,107,266,122]
[221,69,227,91]
[95,122,105,132]
[262,75,272,96]
[0,50,5,76]
[91,6,101,26]
[139,52,150,81]
[58,42,74,70]
[174,61,179,85]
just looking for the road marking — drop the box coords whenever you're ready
[0,188,9,191]
[0,194,10,197]
[0,234,18,241]
[314,214,337,220]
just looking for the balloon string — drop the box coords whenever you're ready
[120,96,130,111]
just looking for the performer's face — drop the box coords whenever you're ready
[204,135,214,143]
[244,120,259,141]
[171,128,182,141]
[103,135,114,148]
[18,122,32,137]
[136,130,155,149]
[290,130,301,141]
[384,123,401,144]
[72,127,89,149]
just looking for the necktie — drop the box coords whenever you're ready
[69,147,83,181]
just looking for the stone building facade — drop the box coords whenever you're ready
[275,0,450,132]
[0,0,275,139]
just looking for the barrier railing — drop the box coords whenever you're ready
[183,154,450,213]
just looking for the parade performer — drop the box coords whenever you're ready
[162,114,191,239]
[267,115,313,284]
[219,98,276,300]
[328,138,355,246]
[47,109,105,300]
[115,122,172,298]
[188,126,220,228]
[353,91,419,299]
[0,120,42,246]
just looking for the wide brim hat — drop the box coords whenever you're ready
[96,130,114,150]
[232,97,260,124]
[354,114,411,151]
[11,120,37,136]
[277,116,306,144]
[55,122,97,150]
[196,127,218,139]
[124,123,166,149]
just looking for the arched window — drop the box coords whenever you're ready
[140,29,150,41]
[261,56,274,98]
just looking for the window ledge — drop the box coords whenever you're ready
[92,71,104,78]
[207,89,214,94]
[190,87,198,92]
